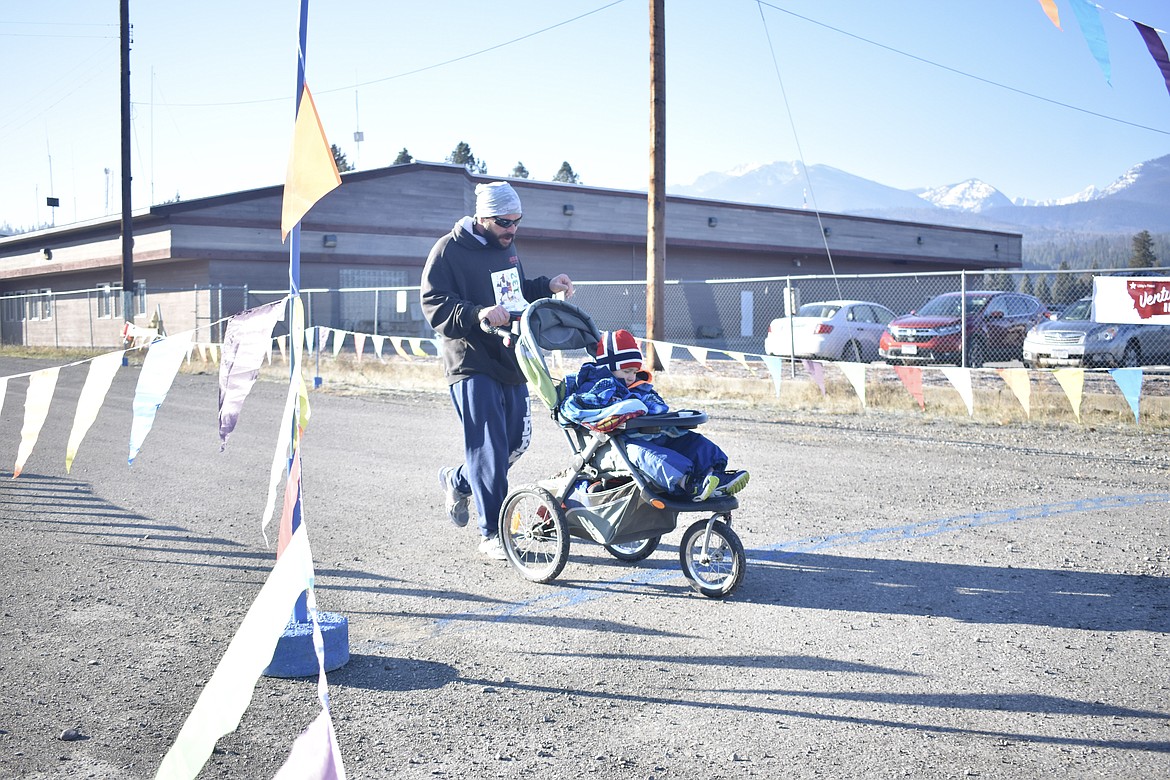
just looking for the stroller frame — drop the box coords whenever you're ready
[499,298,746,598]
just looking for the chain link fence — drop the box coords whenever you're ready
[4,268,1169,369]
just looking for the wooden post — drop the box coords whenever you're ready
[646,0,665,369]
[120,0,134,327]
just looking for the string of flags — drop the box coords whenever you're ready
[1037,0,1170,97]
[0,310,1155,485]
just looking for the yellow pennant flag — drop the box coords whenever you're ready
[996,368,1031,417]
[281,82,341,241]
[1053,368,1085,422]
[14,367,60,477]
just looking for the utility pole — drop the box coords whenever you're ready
[646,0,665,368]
[120,0,134,326]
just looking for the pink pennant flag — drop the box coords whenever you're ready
[219,300,285,449]
[281,82,341,241]
[273,709,346,780]
[1134,22,1170,98]
[893,365,925,411]
[353,333,366,362]
[277,445,302,559]
[802,359,826,395]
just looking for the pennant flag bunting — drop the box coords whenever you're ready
[1134,22,1170,98]
[650,340,673,372]
[219,300,286,449]
[761,355,784,397]
[154,524,318,779]
[1069,0,1112,83]
[129,333,193,465]
[893,365,925,411]
[1109,367,1143,422]
[276,334,288,363]
[997,368,1032,417]
[1053,368,1085,423]
[371,334,386,360]
[686,346,708,366]
[331,329,346,357]
[390,337,411,359]
[727,350,749,369]
[939,367,975,416]
[1038,0,1061,29]
[272,708,346,780]
[305,327,316,356]
[0,377,7,425]
[280,82,342,241]
[14,367,61,478]
[803,359,826,395]
[353,333,366,362]
[837,362,867,407]
[277,445,302,559]
[65,351,123,473]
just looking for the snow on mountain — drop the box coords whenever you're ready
[668,154,1170,233]
[669,160,931,212]
[916,179,1013,212]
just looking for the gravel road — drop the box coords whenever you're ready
[0,355,1167,779]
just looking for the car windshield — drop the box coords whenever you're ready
[798,304,840,318]
[1060,299,1092,321]
[916,295,991,317]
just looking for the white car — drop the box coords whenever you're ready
[765,299,897,362]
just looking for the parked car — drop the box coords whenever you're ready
[879,291,1049,367]
[1023,296,1170,368]
[764,300,897,362]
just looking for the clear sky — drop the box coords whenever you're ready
[2,0,1168,231]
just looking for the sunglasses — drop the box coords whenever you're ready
[490,216,522,228]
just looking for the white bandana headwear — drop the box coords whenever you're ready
[474,182,522,218]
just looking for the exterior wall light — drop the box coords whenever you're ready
[708,217,718,228]
[563,204,574,216]
[322,234,338,248]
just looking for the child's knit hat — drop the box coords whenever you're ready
[594,330,642,372]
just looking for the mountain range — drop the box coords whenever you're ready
[669,154,1170,238]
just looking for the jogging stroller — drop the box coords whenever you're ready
[498,297,747,598]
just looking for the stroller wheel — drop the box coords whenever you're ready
[678,517,745,598]
[604,535,660,562]
[499,485,570,584]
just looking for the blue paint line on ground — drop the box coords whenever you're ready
[432,493,1170,635]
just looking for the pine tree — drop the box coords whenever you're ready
[1034,276,1051,304]
[1051,261,1075,305]
[511,162,530,179]
[447,142,486,174]
[331,144,354,172]
[393,148,413,165]
[1129,230,1158,268]
[1018,274,1034,296]
[552,161,580,184]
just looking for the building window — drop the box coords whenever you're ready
[38,289,52,321]
[97,284,123,319]
[135,280,147,316]
[2,291,27,322]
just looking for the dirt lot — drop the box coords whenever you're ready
[0,355,1167,779]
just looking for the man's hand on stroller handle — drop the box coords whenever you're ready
[549,274,575,298]
[479,304,512,328]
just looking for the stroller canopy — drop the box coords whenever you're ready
[517,299,603,410]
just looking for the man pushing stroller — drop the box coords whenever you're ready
[561,329,750,502]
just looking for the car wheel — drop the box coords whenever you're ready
[1122,341,1141,368]
[841,340,862,362]
[965,339,986,368]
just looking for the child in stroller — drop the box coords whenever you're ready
[561,329,750,503]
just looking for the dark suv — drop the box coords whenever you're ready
[879,291,1049,367]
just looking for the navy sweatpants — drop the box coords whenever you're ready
[448,374,532,538]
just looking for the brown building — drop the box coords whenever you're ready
[0,161,1021,348]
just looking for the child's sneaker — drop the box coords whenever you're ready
[714,470,750,497]
[690,473,719,502]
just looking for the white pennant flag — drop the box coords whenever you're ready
[939,366,974,416]
[14,367,61,477]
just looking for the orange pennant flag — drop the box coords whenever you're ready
[1037,0,1061,29]
[281,82,341,241]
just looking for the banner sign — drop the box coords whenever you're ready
[1092,276,1170,324]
